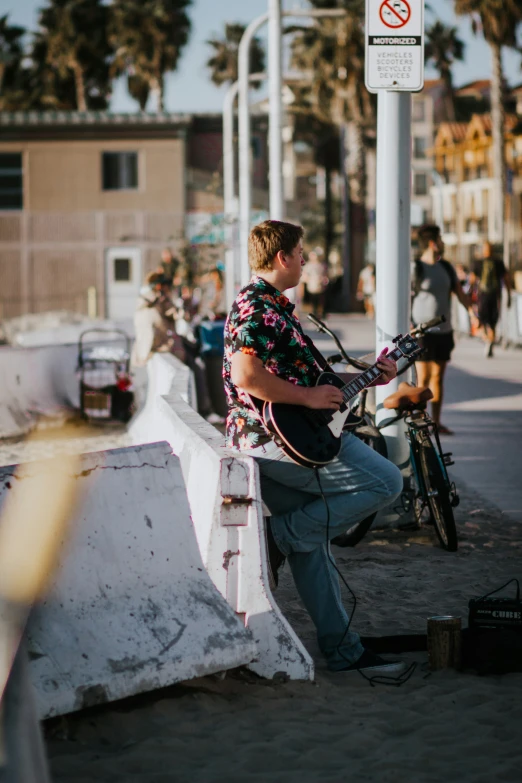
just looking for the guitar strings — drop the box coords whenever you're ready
[313,465,416,687]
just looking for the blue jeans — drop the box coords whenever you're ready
[254,433,403,671]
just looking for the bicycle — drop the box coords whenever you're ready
[307,314,460,552]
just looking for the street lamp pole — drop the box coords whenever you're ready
[238,13,269,288]
[268,0,284,220]
[238,7,346,288]
[223,73,265,312]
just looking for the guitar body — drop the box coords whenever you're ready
[262,372,354,468]
[260,333,421,469]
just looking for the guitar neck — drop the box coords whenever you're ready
[340,346,403,404]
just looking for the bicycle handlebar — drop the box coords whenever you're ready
[308,313,446,375]
[307,313,352,364]
[307,313,372,370]
[410,315,445,337]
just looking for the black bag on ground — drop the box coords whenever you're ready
[461,627,522,675]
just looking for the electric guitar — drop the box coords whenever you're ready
[261,333,422,468]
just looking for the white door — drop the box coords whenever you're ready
[105,247,142,321]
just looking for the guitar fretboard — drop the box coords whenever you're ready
[340,347,403,404]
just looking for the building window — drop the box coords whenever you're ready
[102,152,138,190]
[413,137,427,159]
[414,173,428,195]
[114,257,131,281]
[0,153,23,210]
[412,99,426,122]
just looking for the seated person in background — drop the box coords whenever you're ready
[198,265,227,320]
[159,247,181,287]
[357,262,376,319]
[301,250,329,318]
[131,271,184,368]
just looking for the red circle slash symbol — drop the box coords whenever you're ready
[379,0,411,29]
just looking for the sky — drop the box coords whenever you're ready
[5,0,522,114]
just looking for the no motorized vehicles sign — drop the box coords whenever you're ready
[365,0,424,92]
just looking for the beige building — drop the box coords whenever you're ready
[0,111,269,320]
[431,112,522,265]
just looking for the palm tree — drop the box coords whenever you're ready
[206,23,265,88]
[425,20,465,122]
[0,15,26,106]
[110,0,192,113]
[289,2,372,306]
[290,1,371,208]
[36,0,111,112]
[455,0,522,244]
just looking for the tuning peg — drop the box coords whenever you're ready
[392,334,403,343]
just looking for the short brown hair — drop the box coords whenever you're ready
[417,224,441,251]
[248,220,304,272]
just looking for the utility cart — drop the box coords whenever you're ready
[77,328,134,423]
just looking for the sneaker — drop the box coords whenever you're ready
[336,650,407,675]
[264,517,286,591]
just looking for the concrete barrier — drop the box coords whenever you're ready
[0,343,78,437]
[130,354,314,681]
[0,442,256,719]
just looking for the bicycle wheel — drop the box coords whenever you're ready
[417,433,458,551]
[331,419,388,548]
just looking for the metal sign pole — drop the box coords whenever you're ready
[374,91,412,471]
[366,0,424,473]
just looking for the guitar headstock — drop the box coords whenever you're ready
[392,333,422,360]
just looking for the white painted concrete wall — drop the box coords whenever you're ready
[0,443,256,719]
[0,333,133,438]
[130,354,314,681]
[0,343,79,437]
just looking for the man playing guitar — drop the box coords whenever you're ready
[223,220,405,675]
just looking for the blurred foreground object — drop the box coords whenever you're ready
[0,447,81,782]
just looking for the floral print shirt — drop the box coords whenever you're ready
[223,275,321,450]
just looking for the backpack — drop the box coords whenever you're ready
[479,258,500,294]
[412,258,457,299]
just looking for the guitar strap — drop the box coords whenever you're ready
[304,334,330,372]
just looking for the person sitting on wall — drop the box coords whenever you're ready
[223,219,407,676]
[131,271,184,368]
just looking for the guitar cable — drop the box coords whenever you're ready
[313,465,416,687]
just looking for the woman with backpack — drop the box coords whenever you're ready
[411,224,473,435]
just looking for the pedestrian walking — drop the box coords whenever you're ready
[411,224,472,435]
[469,241,512,358]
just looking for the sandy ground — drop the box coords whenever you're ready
[44,478,522,783]
[0,421,131,468]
